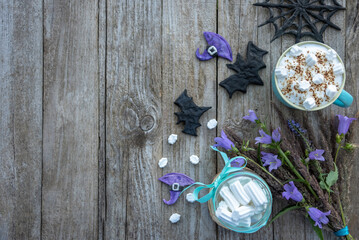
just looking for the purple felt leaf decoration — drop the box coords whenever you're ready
[196,32,233,61]
[158,173,195,205]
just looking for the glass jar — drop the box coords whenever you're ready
[208,169,273,233]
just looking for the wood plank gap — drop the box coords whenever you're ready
[41,0,45,238]
[98,0,107,239]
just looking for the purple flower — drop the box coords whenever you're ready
[255,129,272,144]
[261,152,282,172]
[243,110,258,123]
[231,158,245,168]
[214,130,235,150]
[337,115,357,135]
[288,120,307,136]
[282,181,303,202]
[309,149,325,161]
[272,127,281,143]
[307,207,331,229]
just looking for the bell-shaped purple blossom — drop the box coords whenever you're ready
[337,115,357,135]
[282,181,303,202]
[309,149,325,161]
[243,110,258,123]
[255,129,272,144]
[272,127,281,143]
[214,130,235,150]
[231,158,245,168]
[307,207,331,229]
[261,152,282,172]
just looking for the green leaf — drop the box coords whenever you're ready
[319,180,327,190]
[308,218,324,240]
[283,179,308,185]
[319,180,333,193]
[267,205,302,226]
[326,164,338,188]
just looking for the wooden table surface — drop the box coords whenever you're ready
[1,0,358,239]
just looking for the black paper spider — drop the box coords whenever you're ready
[254,0,345,43]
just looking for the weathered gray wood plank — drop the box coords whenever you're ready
[42,1,99,239]
[105,0,164,239]
[161,1,217,239]
[217,0,275,239]
[0,1,43,239]
[344,0,359,238]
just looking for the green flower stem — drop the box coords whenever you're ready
[257,143,262,165]
[277,146,319,200]
[239,154,283,186]
[337,194,353,240]
[334,145,342,165]
[333,140,352,240]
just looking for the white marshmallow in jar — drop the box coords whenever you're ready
[186,147,273,233]
[205,150,273,233]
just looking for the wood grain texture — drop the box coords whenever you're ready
[344,0,359,238]
[0,0,358,239]
[161,1,217,239]
[217,0,275,239]
[42,0,99,239]
[106,0,163,239]
[0,1,43,239]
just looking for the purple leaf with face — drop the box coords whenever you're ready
[196,32,233,61]
[158,173,195,205]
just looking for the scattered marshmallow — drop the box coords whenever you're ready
[298,80,311,91]
[326,85,338,98]
[189,155,199,165]
[303,97,316,110]
[312,73,324,85]
[229,181,251,206]
[186,193,196,203]
[326,49,337,61]
[275,67,288,79]
[289,45,303,57]
[333,64,344,75]
[306,53,317,67]
[158,158,168,168]
[169,213,181,223]
[219,186,240,211]
[168,134,178,145]
[207,119,218,129]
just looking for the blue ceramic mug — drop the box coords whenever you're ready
[272,41,353,111]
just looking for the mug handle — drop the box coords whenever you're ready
[333,90,353,108]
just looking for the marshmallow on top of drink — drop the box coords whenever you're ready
[275,43,344,110]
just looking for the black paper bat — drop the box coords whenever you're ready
[220,41,268,98]
[174,90,211,136]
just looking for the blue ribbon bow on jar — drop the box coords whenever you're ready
[181,146,273,234]
[181,146,247,203]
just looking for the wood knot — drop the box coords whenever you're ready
[140,115,155,131]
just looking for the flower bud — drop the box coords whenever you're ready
[335,134,342,143]
[343,143,354,151]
